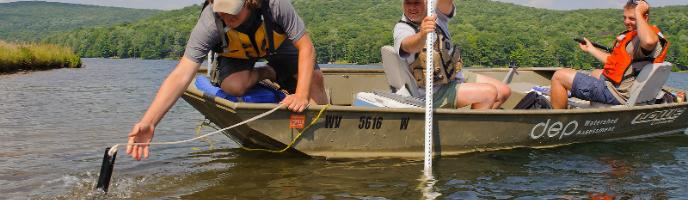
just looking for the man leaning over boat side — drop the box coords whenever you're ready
[550,0,670,109]
[393,0,511,109]
[125,0,328,160]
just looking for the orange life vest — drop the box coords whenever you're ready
[201,0,286,60]
[602,26,670,84]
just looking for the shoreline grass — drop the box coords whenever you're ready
[1,41,81,74]
[673,64,688,73]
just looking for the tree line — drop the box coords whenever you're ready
[41,0,688,68]
[0,1,159,42]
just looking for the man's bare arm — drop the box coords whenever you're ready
[634,1,659,51]
[438,0,455,16]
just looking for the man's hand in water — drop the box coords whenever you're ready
[281,94,309,113]
[127,122,155,160]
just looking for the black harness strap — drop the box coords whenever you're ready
[200,0,209,17]
[261,0,277,56]
[398,20,420,32]
[201,0,229,53]
[397,20,450,39]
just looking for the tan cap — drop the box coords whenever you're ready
[212,0,245,15]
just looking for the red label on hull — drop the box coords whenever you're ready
[289,115,306,129]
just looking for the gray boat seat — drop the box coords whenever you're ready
[583,62,673,108]
[380,45,421,97]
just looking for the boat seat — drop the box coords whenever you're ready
[380,45,421,97]
[583,62,673,108]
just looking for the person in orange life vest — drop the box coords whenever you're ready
[550,0,669,109]
[125,0,328,160]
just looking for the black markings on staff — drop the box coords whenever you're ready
[325,115,342,128]
[359,116,383,130]
[400,117,410,130]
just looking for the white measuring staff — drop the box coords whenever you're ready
[424,0,437,177]
[421,0,440,199]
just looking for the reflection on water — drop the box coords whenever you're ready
[0,59,687,199]
[56,137,688,199]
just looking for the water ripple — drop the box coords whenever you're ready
[0,59,686,199]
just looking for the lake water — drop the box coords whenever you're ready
[1,58,687,199]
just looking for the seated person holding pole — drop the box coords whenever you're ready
[393,0,511,109]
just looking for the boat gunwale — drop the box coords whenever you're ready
[320,67,562,73]
[184,86,688,116]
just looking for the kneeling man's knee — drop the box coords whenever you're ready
[483,85,498,103]
[221,80,248,97]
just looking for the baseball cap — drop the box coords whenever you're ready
[213,0,245,15]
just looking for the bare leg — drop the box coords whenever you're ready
[220,67,275,96]
[455,83,498,109]
[590,69,603,79]
[221,66,327,105]
[308,70,329,104]
[474,74,512,108]
[550,68,577,109]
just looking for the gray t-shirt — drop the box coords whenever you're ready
[183,0,306,64]
[393,6,455,64]
[606,36,664,103]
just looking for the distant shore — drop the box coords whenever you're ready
[0,41,81,74]
[672,64,687,72]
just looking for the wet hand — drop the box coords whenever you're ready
[420,15,437,37]
[281,94,310,113]
[126,122,155,161]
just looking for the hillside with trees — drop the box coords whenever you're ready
[42,5,197,59]
[41,0,688,68]
[0,1,160,42]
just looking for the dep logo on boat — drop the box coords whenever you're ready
[530,118,619,140]
[631,107,686,125]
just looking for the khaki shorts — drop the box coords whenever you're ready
[434,71,478,109]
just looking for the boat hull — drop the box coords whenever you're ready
[182,68,688,159]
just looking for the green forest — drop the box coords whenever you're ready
[34,0,688,68]
[0,1,159,41]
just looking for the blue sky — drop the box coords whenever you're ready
[1,0,687,10]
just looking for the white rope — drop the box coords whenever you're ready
[107,103,284,156]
